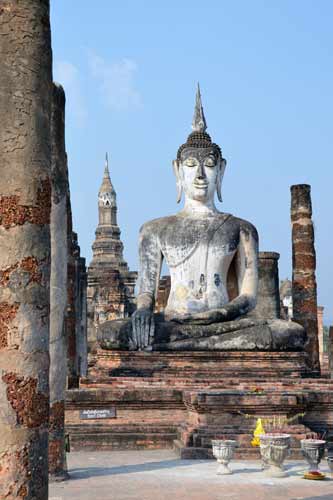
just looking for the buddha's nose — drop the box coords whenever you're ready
[195,162,206,180]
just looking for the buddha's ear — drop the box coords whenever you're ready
[173,159,183,203]
[216,158,226,203]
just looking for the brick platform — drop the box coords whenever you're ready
[88,348,310,380]
[65,350,333,458]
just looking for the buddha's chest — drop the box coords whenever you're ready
[159,217,239,274]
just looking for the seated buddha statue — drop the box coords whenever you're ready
[98,86,305,352]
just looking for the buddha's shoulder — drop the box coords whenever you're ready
[226,215,258,239]
[139,215,179,235]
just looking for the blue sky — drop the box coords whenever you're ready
[51,1,333,325]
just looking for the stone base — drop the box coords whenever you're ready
[66,386,184,451]
[87,348,311,381]
[65,350,333,458]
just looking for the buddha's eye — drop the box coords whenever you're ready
[204,157,216,167]
[184,158,197,167]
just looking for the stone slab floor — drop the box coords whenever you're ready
[50,450,333,500]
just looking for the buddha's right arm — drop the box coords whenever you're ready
[132,223,163,349]
[136,222,163,311]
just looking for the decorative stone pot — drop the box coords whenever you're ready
[211,440,238,475]
[259,434,291,478]
[301,439,326,474]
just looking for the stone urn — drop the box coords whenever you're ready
[211,440,238,475]
[259,434,291,478]
[301,439,326,475]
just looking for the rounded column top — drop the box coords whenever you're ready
[290,184,312,216]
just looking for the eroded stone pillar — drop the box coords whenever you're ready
[73,235,87,378]
[66,230,88,386]
[291,184,320,373]
[0,1,52,497]
[49,83,69,481]
[251,252,281,320]
[66,225,78,388]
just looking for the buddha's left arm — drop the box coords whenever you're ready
[225,220,259,319]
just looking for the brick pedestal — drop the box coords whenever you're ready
[65,349,333,458]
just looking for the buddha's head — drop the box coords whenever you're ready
[173,85,226,204]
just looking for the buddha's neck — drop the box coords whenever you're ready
[182,197,218,216]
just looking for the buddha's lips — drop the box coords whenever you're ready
[193,182,208,189]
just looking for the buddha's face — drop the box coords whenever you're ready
[176,148,223,203]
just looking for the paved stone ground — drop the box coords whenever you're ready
[50,450,333,500]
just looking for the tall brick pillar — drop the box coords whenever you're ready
[291,184,320,374]
[0,1,52,497]
[49,83,69,481]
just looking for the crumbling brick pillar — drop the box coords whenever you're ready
[0,1,52,498]
[291,184,320,374]
[49,83,69,481]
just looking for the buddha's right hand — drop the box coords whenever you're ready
[131,308,155,350]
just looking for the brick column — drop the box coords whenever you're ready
[0,1,52,497]
[291,184,320,374]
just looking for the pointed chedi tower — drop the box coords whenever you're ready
[87,154,137,348]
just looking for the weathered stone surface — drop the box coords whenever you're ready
[0,0,52,497]
[176,387,333,459]
[49,82,69,481]
[67,231,87,388]
[89,349,309,380]
[65,374,333,457]
[98,316,305,351]
[249,252,281,320]
[291,184,319,373]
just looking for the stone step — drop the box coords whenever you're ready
[80,375,333,391]
[67,424,177,451]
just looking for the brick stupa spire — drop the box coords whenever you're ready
[87,155,137,346]
[91,153,127,268]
